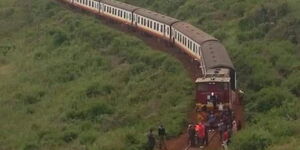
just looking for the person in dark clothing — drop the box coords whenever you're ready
[207,112,216,131]
[158,124,167,150]
[217,119,226,142]
[210,92,217,109]
[147,129,156,150]
[187,124,196,147]
[204,122,209,146]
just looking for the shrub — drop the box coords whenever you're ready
[23,143,39,150]
[62,131,78,143]
[230,128,272,150]
[79,131,97,144]
[247,87,294,113]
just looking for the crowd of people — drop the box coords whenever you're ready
[147,92,242,150]
[187,110,241,149]
[186,92,242,149]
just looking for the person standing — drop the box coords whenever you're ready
[210,92,217,109]
[158,124,167,150]
[217,119,225,142]
[232,119,238,135]
[204,122,209,146]
[196,122,205,148]
[187,123,196,147]
[147,129,156,150]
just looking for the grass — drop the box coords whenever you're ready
[0,0,193,149]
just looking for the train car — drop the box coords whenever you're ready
[72,0,101,13]
[172,22,216,74]
[101,0,139,25]
[133,9,179,41]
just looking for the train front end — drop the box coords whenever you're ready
[195,68,231,110]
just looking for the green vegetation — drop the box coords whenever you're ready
[120,0,300,149]
[0,0,193,149]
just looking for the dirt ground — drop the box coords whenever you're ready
[56,1,245,150]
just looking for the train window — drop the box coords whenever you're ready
[179,34,181,42]
[161,25,163,33]
[104,5,106,11]
[185,38,187,46]
[193,43,195,52]
[167,27,169,34]
[92,1,94,7]
[199,47,201,55]
[147,20,149,27]
[154,22,156,30]
[150,21,152,28]
[129,14,132,20]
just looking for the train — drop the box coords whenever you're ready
[60,0,237,128]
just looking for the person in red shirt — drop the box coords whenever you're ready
[195,122,205,148]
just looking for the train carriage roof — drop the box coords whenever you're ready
[101,0,140,11]
[201,41,234,70]
[173,22,216,44]
[134,8,179,25]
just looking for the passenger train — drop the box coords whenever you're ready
[60,0,237,126]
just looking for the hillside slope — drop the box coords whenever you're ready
[119,0,300,149]
[0,0,193,150]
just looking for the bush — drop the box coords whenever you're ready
[230,128,272,150]
[79,131,97,144]
[62,131,78,143]
[247,87,294,113]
